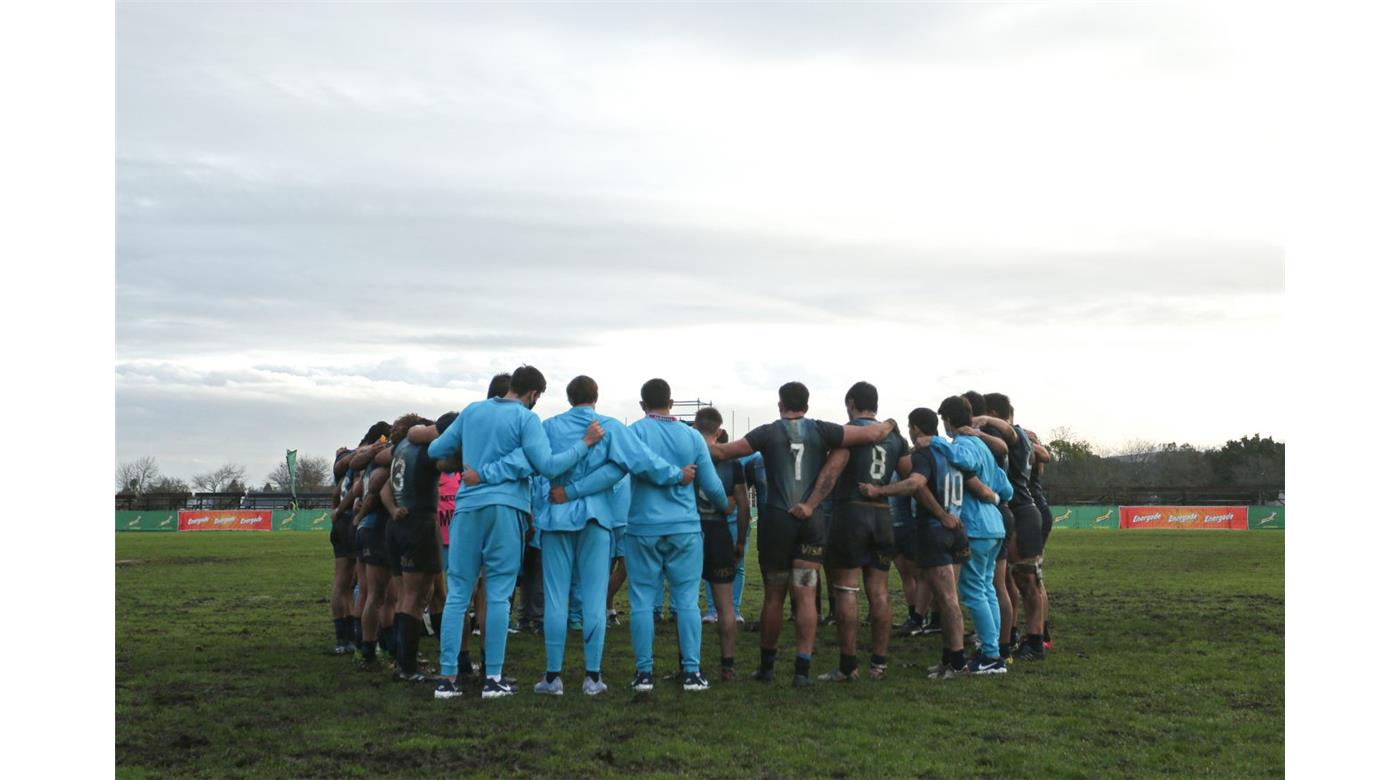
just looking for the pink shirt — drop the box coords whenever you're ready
[437,472,460,546]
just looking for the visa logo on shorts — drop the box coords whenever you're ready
[1204,513,1233,524]
[1054,510,1071,524]
[1132,512,1162,524]
[1167,513,1198,524]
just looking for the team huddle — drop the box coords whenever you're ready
[326,366,1056,699]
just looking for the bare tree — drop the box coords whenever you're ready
[266,456,333,492]
[192,463,248,493]
[116,457,161,494]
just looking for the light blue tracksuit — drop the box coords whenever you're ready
[949,433,1013,657]
[427,397,592,678]
[621,414,730,674]
[480,406,684,676]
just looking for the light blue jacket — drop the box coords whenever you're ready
[625,415,729,537]
[426,397,590,514]
[949,434,1013,539]
[476,406,684,532]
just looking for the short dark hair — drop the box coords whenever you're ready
[360,421,391,446]
[718,430,729,444]
[390,412,431,445]
[566,375,598,406]
[510,365,547,396]
[486,373,512,399]
[435,411,458,434]
[640,378,671,410]
[908,407,939,438]
[983,392,1012,419]
[694,406,723,435]
[845,381,878,413]
[778,381,810,413]
[938,396,973,429]
[962,391,986,416]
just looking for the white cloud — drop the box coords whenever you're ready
[116,1,1283,478]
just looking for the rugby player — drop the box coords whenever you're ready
[476,375,694,696]
[866,407,991,678]
[691,408,749,681]
[981,393,1048,662]
[428,366,605,700]
[817,382,910,683]
[706,381,896,688]
[350,441,394,664]
[378,412,447,681]
[937,395,1013,673]
[1026,428,1054,649]
[329,446,356,654]
[703,431,749,628]
[619,379,730,693]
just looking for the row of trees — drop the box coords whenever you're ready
[117,432,1283,496]
[116,456,332,495]
[1041,431,1284,490]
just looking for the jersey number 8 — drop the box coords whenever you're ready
[869,447,887,481]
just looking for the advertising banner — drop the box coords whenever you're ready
[115,511,178,531]
[1048,505,1119,529]
[1248,506,1285,530]
[1119,505,1248,530]
[274,510,333,531]
[178,510,272,532]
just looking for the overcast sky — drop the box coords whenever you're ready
[116,1,1282,484]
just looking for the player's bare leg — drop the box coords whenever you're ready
[754,576,788,681]
[995,557,1014,657]
[928,564,967,677]
[863,565,891,677]
[791,561,820,686]
[823,568,862,682]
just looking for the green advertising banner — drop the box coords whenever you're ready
[1049,505,1119,530]
[273,510,333,531]
[1248,506,1285,530]
[115,510,178,532]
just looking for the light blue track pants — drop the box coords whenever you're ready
[703,516,745,614]
[439,505,526,677]
[625,532,703,674]
[959,537,1003,658]
[541,521,612,674]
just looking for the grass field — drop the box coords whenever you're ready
[115,529,1283,778]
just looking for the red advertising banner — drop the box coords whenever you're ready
[178,510,273,532]
[1118,506,1248,530]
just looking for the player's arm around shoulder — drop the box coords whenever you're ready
[691,428,729,508]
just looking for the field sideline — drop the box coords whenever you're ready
[115,530,1283,778]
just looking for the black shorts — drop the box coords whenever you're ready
[893,521,920,561]
[355,521,391,568]
[826,502,896,571]
[701,518,737,584]
[330,513,355,559]
[757,504,828,574]
[1009,503,1045,560]
[387,512,443,576]
[1035,496,1053,546]
[916,520,971,569]
[996,504,1013,561]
